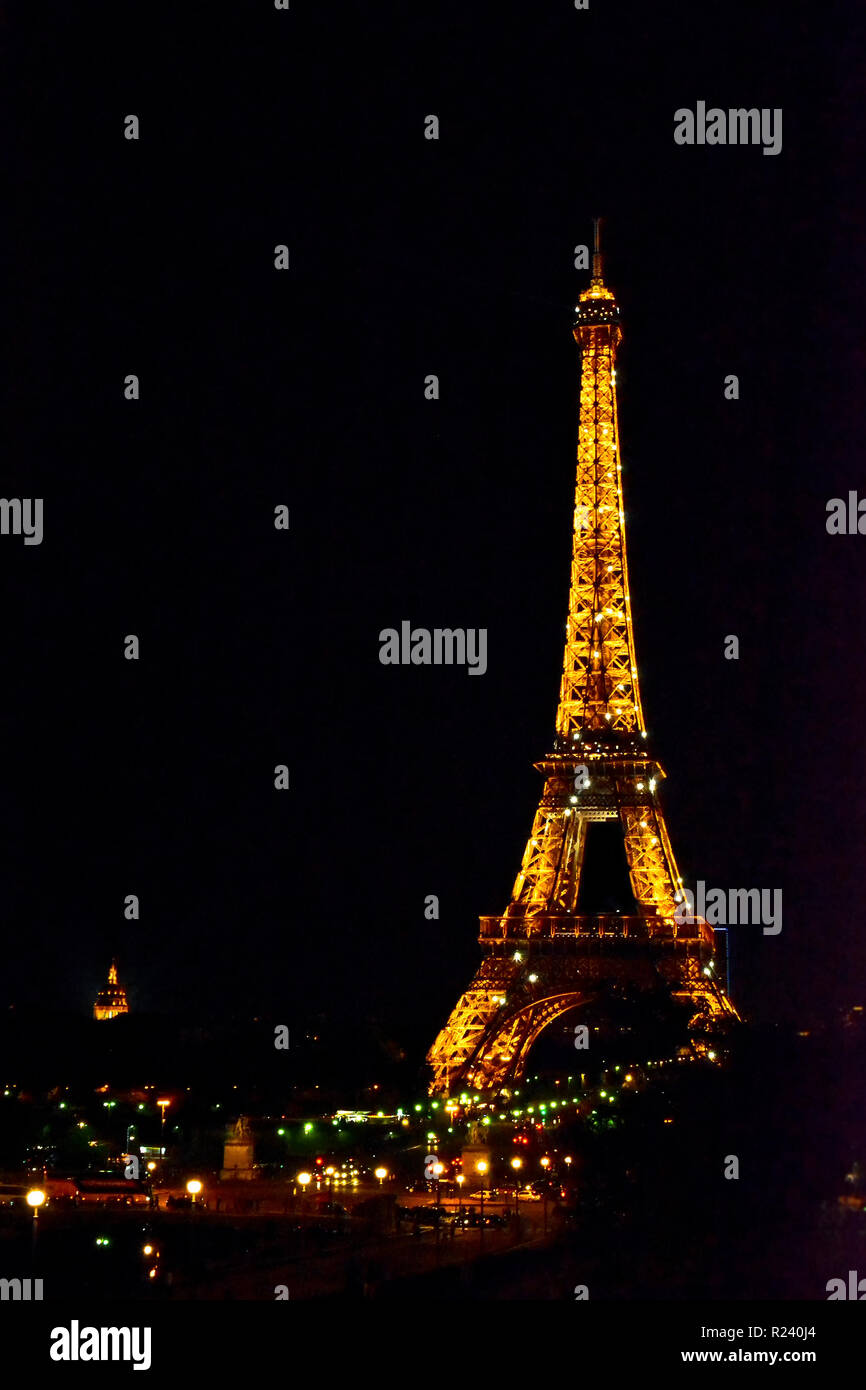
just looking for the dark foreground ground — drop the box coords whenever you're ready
[1,1188,861,1302]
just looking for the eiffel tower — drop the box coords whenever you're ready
[428,222,737,1097]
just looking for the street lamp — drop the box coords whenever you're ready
[26,1189,45,1268]
[476,1160,488,1237]
[432,1162,444,1212]
[157,1099,170,1154]
[511,1157,523,1215]
[456,1173,465,1222]
[374,1167,388,1188]
[539,1158,551,1234]
[429,1162,445,1255]
[184,1179,202,1271]
[297,1171,311,1199]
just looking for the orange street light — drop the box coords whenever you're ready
[27,1189,46,1266]
[157,1099,170,1152]
[476,1161,488,1232]
[511,1157,524,1215]
[455,1172,465,1219]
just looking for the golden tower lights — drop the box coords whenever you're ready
[427,222,737,1096]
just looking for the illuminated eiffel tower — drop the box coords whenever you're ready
[428,222,737,1097]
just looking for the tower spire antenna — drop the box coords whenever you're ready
[592,216,603,282]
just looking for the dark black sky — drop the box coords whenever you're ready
[2,1,864,1039]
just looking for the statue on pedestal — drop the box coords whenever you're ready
[221,1115,256,1180]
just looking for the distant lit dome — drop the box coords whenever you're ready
[93,959,129,1020]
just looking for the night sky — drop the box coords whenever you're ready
[2,2,864,1044]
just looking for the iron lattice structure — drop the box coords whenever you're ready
[427,227,737,1097]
